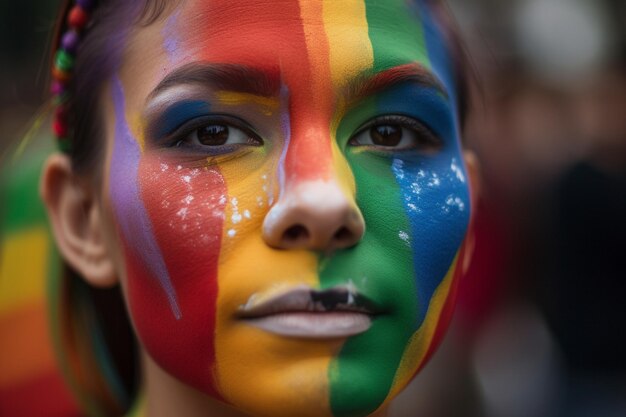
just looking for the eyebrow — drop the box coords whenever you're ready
[147,62,281,101]
[345,63,448,104]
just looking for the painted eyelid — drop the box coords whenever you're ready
[148,99,213,139]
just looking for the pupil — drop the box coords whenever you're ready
[198,124,229,145]
[371,125,402,146]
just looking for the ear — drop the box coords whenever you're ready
[40,153,118,288]
[462,150,481,274]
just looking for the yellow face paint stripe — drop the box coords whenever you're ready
[214,91,279,116]
[323,0,374,89]
[129,113,146,151]
[214,123,333,416]
[324,0,374,218]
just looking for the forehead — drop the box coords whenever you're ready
[120,0,452,101]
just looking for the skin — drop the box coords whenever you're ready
[46,1,477,416]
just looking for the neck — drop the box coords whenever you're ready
[139,352,390,417]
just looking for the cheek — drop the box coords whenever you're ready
[321,149,470,414]
[111,154,227,397]
[382,153,470,396]
[392,155,470,320]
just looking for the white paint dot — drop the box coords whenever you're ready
[391,159,405,179]
[227,229,237,237]
[451,160,466,183]
[177,207,188,219]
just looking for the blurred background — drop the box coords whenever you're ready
[1,0,625,416]
[394,0,626,416]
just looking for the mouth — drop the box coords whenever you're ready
[237,285,379,339]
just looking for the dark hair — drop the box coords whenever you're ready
[59,0,173,176]
[50,2,173,416]
[50,1,472,416]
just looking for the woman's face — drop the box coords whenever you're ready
[103,0,473,416]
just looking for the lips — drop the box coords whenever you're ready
[237,285,379,338]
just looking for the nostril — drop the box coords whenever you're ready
[333,226,353,243]
[283,224,310,243]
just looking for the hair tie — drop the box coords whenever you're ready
[52,0,96,153]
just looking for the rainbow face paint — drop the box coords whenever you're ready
[105,1,472,416]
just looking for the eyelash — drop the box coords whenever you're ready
[158,113,439,157]
[349,115,441,151]
[164,115,263,152]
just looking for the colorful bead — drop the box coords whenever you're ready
[61,30,80,54]
[52,0,96,151]
[55,50,75,71]
[58,138,72,153]
[53,120,69,138]
[52,67,72,83]
[68,6,89,29]
[51,81,65,95]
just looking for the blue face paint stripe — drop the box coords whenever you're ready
[417,0,472,321]
[109,76,182,319]
[377,89,469,329]
[412,0,461,129]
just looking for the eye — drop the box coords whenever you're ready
[182,123,259,147]
[172,117,263,150]
[349,115,440,152]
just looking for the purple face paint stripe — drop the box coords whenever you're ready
[109,76,182,320]
[276,84,291,202]
[162,9,181,63]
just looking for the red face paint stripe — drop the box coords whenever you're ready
[346,63,445,106]
[283,1,335,182]
[134,156,227,398]
[177,0,334,183]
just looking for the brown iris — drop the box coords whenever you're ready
[198,124,229,146]
[370,125,402,146]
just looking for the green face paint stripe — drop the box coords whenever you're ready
[364,0,431,73]
[321,3,435,415]
[321,94,418,416]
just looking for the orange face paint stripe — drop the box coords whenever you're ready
[282,0,335,183]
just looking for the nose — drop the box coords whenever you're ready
[262,180,365,251]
